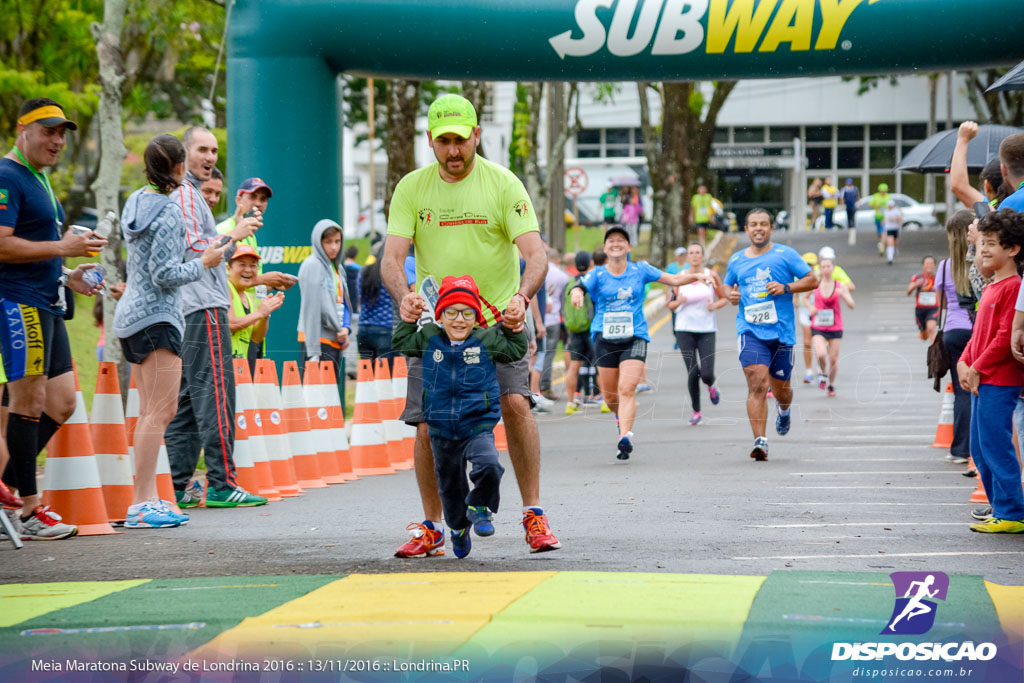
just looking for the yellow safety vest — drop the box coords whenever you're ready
[230,285,257,358]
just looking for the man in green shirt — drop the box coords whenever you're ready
[691,184,713,244]
[382,94,560,557]
[599,184,618,227]
[216,177,296,290]
[868,183,891,256]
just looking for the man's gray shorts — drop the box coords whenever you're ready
[401,355,531,425]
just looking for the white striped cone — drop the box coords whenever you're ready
[320,361,356,481]
[125,369,140,462]
[234,361,280,501]
[90,362,134,523]
[155,442,184,512]
[391,365,416,467]
[374,363,411,471]
[254,360,303,496]
[41,364,117,535]
[303,364,347,484]
[349,359,394,476]
[280,361,327,489]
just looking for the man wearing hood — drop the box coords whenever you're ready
[298,219,352,390]
[165,126,266,509]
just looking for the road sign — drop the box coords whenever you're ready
[564,167,588,197]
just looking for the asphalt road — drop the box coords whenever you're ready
[3,225,1022,585]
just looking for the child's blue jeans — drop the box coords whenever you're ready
[971,385,1024,521]
[430,431,504,531]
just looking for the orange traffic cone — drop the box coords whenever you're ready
[125,369,140,460]
[254,359,303,497]
[349,359,395,476]
[375,358,412,471]
[234,360,281,501]
[391,356,415,467]
[494,418,509,453]
[320,361,357,481]
[228,361,265,497]
[967,458,990,504]
[931,382,954,449]
[41,363,117,536]
[281,361,328,488]
[90,362,134,523]
[303,360,347,484]
[155,442,183,511]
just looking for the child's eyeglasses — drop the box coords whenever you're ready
[442,308,476,321]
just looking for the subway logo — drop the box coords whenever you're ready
[550,0,882,59]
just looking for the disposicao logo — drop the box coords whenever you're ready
[831,571,998,663]
[884,571,948,636]
[550,0,885,59]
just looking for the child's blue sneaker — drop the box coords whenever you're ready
[467,506,494,537]
[450,527,471,558]
[125,501,181,529]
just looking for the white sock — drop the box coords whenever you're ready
[886,246,894,261]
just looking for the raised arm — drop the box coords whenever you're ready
[950,122,986,207]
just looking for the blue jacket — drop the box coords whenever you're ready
[393,321,527,440]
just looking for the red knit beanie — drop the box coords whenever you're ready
[435,275,484,325]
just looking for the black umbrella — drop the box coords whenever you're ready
[986,59,1024,93]
[895,124,1023,173]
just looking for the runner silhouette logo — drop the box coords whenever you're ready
[882,571,949,635]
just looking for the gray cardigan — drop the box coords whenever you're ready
[298,219,353,359]
[113,188,204,339]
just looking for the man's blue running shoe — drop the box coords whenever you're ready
[467,506,494,537]
[450,527,472,558]
[125,501,182,529]
[776,408,791,436]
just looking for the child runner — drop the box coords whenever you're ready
[114,135,230,528]
[908,256,940,342]
[957,209,1024,533]
[667,242,728,425]
[392,275,527,557]
[806,257,855,396]
[570,226,707,460]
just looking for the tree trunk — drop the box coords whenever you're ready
[461,80,488,158]
[925,73,938,205]
[91,0,129,397]
[383,79,422,219]
[522,83,545,232]
[546,82,567,252]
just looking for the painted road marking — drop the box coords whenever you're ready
[746,522,969,528]
[733,551,1024,560]
[0,580,149,628]
[22,622,204,636]
[783,486,967,489]
[789,471,967,475]
[766,502,971,506]
[781,614,966,627]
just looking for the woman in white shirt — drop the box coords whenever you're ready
[667,243,729,425]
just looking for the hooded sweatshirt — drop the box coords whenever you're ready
[169,171,232,315]
[113,188,204,339]
[298,219,353,359]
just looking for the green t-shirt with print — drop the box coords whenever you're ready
[692,193,713,224]
[387,155,539,326]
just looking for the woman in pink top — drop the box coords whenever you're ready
[806,258,855,396]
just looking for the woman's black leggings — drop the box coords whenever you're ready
[675,330,716,412]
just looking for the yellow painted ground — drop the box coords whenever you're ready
[985,581,1024,646]
[191,571,555,662]
[0,580,149,628]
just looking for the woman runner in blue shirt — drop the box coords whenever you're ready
[571,226,711,460]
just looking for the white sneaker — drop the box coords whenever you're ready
[531,394,552,412]
[20,505,77,540]
[944,454,969,465]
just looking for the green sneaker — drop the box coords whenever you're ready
[969,518,1024,534]
[175,480,204,508]
[205,486,268,508]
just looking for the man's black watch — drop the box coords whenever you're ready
[783,283,791,294]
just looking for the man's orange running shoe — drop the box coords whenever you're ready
[394,521,445,558]
[522,509,561,553]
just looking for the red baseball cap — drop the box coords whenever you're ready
[436,275,484,325]
[236,177,273,198]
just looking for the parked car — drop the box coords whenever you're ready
[346,199,386,240]
[814,193,938,231]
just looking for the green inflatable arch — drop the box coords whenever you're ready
[227,0,1022,359]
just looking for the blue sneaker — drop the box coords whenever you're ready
[636,383,652,393]
[616,431,634,460]
[450,527,471,558]
[776,407,791,436]
[157,500,190,526]
[125,501,182,529]
[467,506,494,537]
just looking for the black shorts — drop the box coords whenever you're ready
[0,301,73,382]
[119,323,182,364]
[886,228,900,238]
[811,328,843,340]
[915,307,939,331]
[566,331,594,363]
[594,334,647,368]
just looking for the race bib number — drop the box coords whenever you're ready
[744,300,778,326]
[814,308,835,327]
[918,291,937,307]
[603,311,634,340]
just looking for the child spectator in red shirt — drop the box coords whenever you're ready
[957,209,1024,534]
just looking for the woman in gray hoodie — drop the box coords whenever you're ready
[298,219,353,391]
[113,134,228,529]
